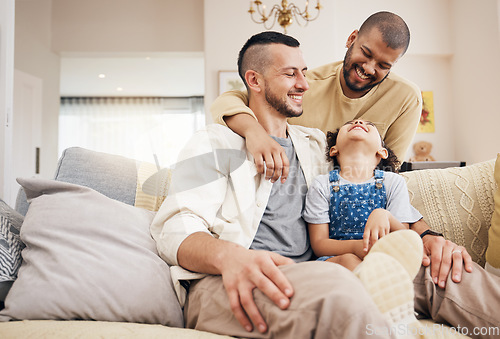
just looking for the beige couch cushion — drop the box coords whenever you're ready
[0,320,231,339]
[400,158,496,266]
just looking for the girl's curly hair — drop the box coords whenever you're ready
[325,129,400,172]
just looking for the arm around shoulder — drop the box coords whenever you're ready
[210,90,254,126]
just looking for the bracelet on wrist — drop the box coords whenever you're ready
[419,229,444,238]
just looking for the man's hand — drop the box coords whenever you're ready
[421,235,473,288]
[245,124,290,183]
[219,247,295,333]
[410,219,474,287]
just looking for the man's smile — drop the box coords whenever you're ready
[288,93,304,103]
[355,65,371,81]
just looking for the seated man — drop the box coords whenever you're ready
[151,31,427,338]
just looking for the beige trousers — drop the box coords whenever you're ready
[414,262,500,339]
[184,261,396,338]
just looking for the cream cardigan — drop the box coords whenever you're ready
[150,123,329,304]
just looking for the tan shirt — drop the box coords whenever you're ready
[211,61,422,161]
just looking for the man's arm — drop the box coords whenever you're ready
[225,114,289,183]
[177,232,294,334]
[210,90,253,125]
[410,219,473,288]
[211,91,290,183]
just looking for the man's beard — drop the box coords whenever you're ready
[342,45,389,93]
[264,86,303,119]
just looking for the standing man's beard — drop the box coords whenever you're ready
[342,45,390,93]
[264,86,304,118]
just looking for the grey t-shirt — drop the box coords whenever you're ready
[250,135,313,262]
[303,171,422,225]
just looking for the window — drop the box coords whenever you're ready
[59,96,205,168]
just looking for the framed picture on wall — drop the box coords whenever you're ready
[218,71,245,95]
[417,91,435,133]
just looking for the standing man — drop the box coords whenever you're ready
[210,11,474,291]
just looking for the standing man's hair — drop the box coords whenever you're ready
[237,31,300,88]
[359,11,410,55]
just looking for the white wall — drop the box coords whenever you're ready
[0,0,15,202]
[330,0,453,58]
[12,0,205,182]
[397,55,454,162]
[52,0,204,53]
[204,0,500,164]
[15,0,60,180]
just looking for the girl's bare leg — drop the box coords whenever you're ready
[326,253,362,271]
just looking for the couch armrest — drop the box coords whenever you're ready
[400,159,496,266]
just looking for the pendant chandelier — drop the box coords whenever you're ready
[248,0,322,34]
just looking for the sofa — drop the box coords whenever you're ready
[0,147,498,338]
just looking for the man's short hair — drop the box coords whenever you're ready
[359,11,410,55]
[237,31,300,88]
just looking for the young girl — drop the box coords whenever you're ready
[303,119,422,271]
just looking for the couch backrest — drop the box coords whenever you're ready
[16,147,139,215]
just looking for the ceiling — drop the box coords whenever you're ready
[59,52,205,97]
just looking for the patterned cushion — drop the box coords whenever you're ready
[486,154,500,272]
[134,161,171,212]
[0,200,24,302]
[401,159,496,266]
